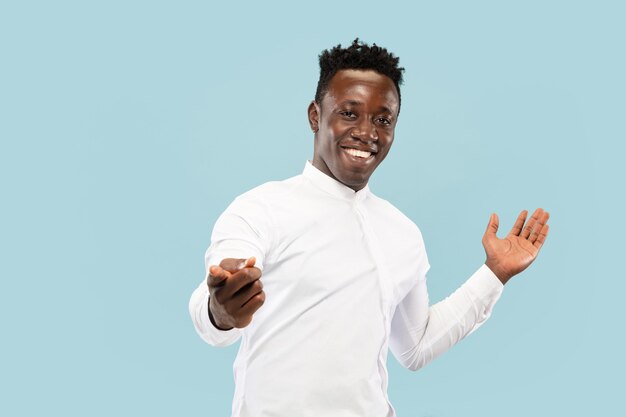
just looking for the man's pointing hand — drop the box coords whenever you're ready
[207,257,265,330]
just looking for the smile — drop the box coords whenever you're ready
[342,148,374,159]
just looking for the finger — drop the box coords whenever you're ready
[231,279,264,308]
[484,213,499,237]
[529,211,550,244]
[238,291,266,319]
[508,210,528,237]
[233,257,257,271]
[242,257,256,269]
[534,223,550,250]
[219,258,249,273]
[521,208,543,239]
[229,291,266,329]
[207,265,231,288]
[219,267,263,299]
[219,256,257,273]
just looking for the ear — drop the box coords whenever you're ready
[307,100,320,133]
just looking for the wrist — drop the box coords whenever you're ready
[485,259,512,285]
[208,297,234,331]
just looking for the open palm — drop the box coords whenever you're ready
[482,208,550,284]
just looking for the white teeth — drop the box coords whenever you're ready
[345,148,372,158]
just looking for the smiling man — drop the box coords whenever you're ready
[309,68,398,190]
[190,39,550,417]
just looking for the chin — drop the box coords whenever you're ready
[338,174,369,190]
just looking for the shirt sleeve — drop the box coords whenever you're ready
[389,264,504,371]
[189,194,273,347]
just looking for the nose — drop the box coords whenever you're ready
[350,119,378,142]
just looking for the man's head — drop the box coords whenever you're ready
[308,39,404,191]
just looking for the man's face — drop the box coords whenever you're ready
[308,69,400,191]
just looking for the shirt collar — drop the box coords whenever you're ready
[302,161,370,202]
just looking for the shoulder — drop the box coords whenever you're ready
[223,174,305,217]
[239,174,303,200]
[212,175,304,241]
[232,174,304,206]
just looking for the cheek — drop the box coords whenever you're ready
[324,117,352,134]
[331,123,351,138]
[377,137,394,158]
[381,134,394,149]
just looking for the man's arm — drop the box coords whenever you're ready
[389,208,550,370]
[389,264,503,370]
[189,195,273,347]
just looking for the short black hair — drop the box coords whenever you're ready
[314,38,405,111]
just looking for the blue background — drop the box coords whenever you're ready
[1,0,623,416]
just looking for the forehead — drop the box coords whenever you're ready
[323,69,399,113]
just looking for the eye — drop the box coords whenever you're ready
[340,111,357,119]
[377,117,392,125]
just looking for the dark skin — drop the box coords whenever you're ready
[208,257,264,330]
[308,69,399,192]
[208,69,550,329]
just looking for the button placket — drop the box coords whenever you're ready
[353,200,393,314]
[353,198,396,415]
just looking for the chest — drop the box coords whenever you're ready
[264,201,423,307]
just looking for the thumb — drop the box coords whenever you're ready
[208,265,231,287]
[242,256,256,269]
[484,213,499,238]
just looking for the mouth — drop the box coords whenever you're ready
[341,147,376,160]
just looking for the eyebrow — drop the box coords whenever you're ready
[339,100,394,114]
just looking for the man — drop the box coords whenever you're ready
[189,39,550,417]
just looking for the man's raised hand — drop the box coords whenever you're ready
[207,257,265,330]
[482,208,550,285]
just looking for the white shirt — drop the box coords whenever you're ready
[189,162,504,417]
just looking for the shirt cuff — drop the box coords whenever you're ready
[473,263,504,289]
[464,264,505,313]
[189,281,242,347]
